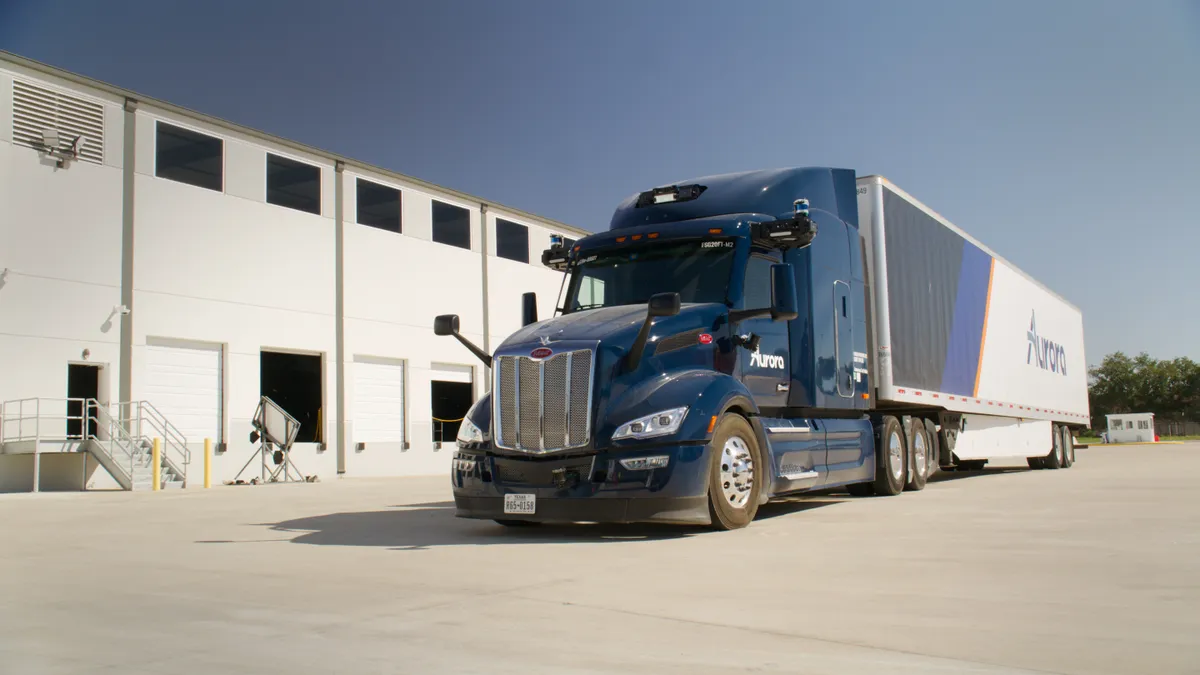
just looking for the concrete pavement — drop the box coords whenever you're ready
[1,444,1197,674]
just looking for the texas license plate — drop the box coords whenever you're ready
[503,493,536,515]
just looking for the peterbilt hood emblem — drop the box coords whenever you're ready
[530,347,553,359]
[538,335,555,346]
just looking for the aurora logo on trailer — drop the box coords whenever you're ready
[1026,311,1067,376]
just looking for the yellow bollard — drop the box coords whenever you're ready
[204,438,212,489]
[152,437,161,492]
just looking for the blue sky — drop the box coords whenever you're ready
[2,0,1198,364]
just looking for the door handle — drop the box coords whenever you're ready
[776,383,790,392]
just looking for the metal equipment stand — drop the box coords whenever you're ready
[233,396,306,484]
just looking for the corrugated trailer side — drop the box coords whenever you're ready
[856,176,1090,428]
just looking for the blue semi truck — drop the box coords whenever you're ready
[435,167,1090,529]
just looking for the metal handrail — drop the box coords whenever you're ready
[1,397,93,443]
[111,400,191,467]
[87,401,138,483]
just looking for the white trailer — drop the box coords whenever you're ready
[857,176,1089,467]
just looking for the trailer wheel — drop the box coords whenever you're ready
[706,413,763,530]
[923,418,940,478]
[1044,425,1064,470]
[872,416,906,496]
[1060,426,1075,468]
[904,420,929,492]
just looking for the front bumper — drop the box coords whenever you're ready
[451,442,712,525]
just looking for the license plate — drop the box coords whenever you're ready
[503,493,536,515]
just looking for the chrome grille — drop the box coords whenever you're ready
[494,349,594,452]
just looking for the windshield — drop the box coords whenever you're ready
[563,239,736,312]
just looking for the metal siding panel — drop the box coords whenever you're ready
[352,360,405,443]
[882,189,963,391]
[144,343,222,443]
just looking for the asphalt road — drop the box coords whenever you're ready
[1,443,1197,675]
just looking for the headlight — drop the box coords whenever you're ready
[612,407,688,441]
[456,416,488,445]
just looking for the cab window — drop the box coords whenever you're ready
[743,255,777,309]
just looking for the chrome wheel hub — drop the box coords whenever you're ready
[913,431,927,479]
[888,430,904,481]
[720,436,754,509]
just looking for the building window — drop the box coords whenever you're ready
[1112,420,1123,430]
[432,200,471,250]
[356,178,401,233]
[495,218,529,263]
[155,121,223,191]
[267,153,321,215]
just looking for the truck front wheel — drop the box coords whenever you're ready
[873,416,907,496]
[706,413,764,530]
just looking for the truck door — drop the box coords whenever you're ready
[738,254,790,409]
[834,280,854,398]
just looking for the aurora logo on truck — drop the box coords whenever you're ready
[750,350,786,370]
[1027,311,1067,376]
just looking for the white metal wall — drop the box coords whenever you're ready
[0,61,585,486]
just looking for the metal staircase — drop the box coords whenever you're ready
[0,398,189,491]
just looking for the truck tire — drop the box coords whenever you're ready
[1044,425,1064,470]
[706,413,764,530]
[904,420,930,492]
[1060,426,1074,468]
[923,418,940,478]
[873,416,906,496]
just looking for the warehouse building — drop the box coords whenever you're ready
[0,51,587,491]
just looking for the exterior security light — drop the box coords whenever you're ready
[113,304,131,316]
[41,128,59,149]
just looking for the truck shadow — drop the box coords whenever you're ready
[251,501,704,549]
[245,495,852,549]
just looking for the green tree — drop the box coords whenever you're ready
[1088,352,1200,430]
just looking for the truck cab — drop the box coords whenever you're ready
[437,167,885,529]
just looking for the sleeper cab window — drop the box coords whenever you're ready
[432,200,471,250]
[155,121,223,192]
[266,153,321,215]
[356,178,402,233]
[495,218,529,263]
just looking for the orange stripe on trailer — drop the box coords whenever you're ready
[973,258,996,398]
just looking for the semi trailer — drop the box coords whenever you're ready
[435,167,1089,529]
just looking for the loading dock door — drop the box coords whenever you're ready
[431,364,473,443]
[353,357,406,443]
[145,341,222,443]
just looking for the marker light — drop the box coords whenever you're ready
[613,407,688,440]
[618,455,670,471]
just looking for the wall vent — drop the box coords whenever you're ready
[12,79,105,165]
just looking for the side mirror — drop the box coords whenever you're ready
[626,292,681,372]
[770,264,799,321]
[521,292,538,327]
[434,314,460,336]
[647,292,681,318]
[433,314,492,368]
